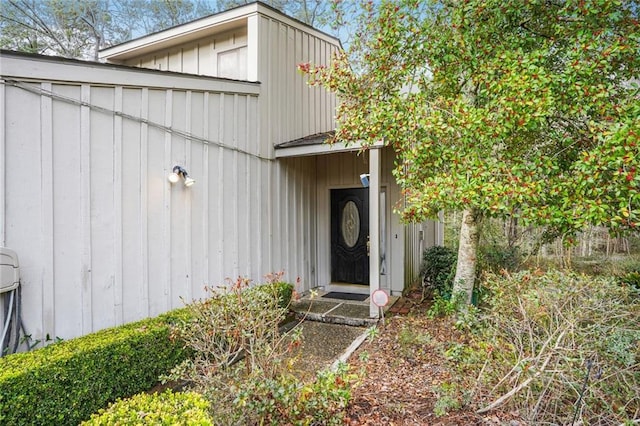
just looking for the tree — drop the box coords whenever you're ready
[0,0,216,60]
[216,0,335,28]
[304,0,640,303]
[0,0,338,60]
[1,0,127,60]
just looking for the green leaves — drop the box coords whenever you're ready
[0,310,190,425]
[305,0,640,235]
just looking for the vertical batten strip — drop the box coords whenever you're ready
[291,160,299,281]
[244,98,252,278]
[80,84,93,333]
[202,92,209,293]
[232,94,239,278]
[185,90,193,302]
[140,88,150,318]
[113,86,123,325]
[40,82,55,340]
[217,94,225,284]
[0,82,5,246]
[163,90,173,310]
[281,162,289,277]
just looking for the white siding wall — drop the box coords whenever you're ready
[0,54,311,343]
[254,15,339,148]
[404,221,443,287]
[124,27,249,79]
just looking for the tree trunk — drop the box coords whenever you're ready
[452,208,482,304]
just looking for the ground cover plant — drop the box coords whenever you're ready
[473,270,640,424]
[346,269,639,425]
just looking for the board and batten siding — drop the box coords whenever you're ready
[123,27,249,79]
[0,52,315,342]
[252,14,339,148]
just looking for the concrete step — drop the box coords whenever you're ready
[291,294,398,327]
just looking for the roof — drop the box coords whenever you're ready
[274,132,384,158]
[99,1,341,62]
[274,131,335,149]
[0,49,261,88]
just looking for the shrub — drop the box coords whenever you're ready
[0,309,191,425]
[471,270,640,425]
[168,275,351,424]
[477,244,521,274]
[421,245,457,298]
[233,364,354,426]
[618,269,640,291]
[83,390,212,425]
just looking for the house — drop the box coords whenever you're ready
[0,2,442,345]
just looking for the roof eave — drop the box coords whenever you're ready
[275,140,384,158]
[99,3,259,62]
[99,1,341,63]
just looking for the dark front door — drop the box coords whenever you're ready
[331,188,369,285]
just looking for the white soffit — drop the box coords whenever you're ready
[275,140,384,158]
[99,8,253,61]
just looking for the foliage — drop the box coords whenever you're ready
[232,363,354,426]
[477,244,521,275]
[303,0,640,301]
[421,245,457,298]
[0,0,216,59]
[0,309,191,425]
[218,0,336,28]
[83,390,213,425]
[469,270,640,424]
[168,275,351,424]
[432,382,463,417]
[427,292,460,318]
[267,279,294,309]
[168,276,295,387]
[619,270,640,291]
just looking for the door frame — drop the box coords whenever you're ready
[323,184,388,296]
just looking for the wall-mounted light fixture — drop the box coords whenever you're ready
[360,173,370,188]
[168,165,195,187]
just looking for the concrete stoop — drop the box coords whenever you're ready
[291,294,398,327]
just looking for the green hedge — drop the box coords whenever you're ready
[0,282,293,425]
[0,309,191,426]
[83,390,213,425]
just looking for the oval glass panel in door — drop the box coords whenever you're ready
[341,201,360,247]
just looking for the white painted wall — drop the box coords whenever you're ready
[0,52,314,343]
[124,27,249,79]
[107,4,340,148]
[252,13,339,147]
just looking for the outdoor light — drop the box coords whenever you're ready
[168,170,181,183]
[168,165,195,187]
[360,173,370,188]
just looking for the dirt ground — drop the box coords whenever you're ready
[154,296,523,424]
[336,295,523,426]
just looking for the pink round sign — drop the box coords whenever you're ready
[371,289,389,307]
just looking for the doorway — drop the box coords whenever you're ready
[330,188,369,285]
